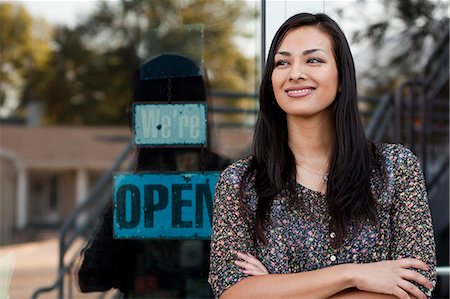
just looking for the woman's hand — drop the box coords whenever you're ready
[352,258,432,299]
[234,252,269,276]
[235,253,431,299]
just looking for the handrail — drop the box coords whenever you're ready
[427,154,449,192]
[30,23,449,299]
[422,55,449,176]
[374,107,394,143]
[423,25,449,76]
[31,141,134,299]
[365,93,393,142]
[392,29,449,299]
[31,190,120,299]
[423,45,449,92]
[31,263,69,299]
[394,80,424,143]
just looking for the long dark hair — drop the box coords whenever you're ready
[251,13,379,247]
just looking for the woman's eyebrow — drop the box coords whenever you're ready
[303,48,327,55]
[275,48,327,56]
[275,51,291,56]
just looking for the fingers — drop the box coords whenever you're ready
[397,258,429,272]
[236,252,268,273]
[400,269,433,290]
[397,280,427,299]
[234,260,258,271]
[236,252,260,269]
[234,251,269,275]
[234,259,267,275]
[237,252,268,272]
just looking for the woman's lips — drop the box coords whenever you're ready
[286,87,315,97]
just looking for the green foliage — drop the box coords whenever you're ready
[2,0,257,124]
[0,3,49,72]
[52,0,257,124]
[0,3,52,115]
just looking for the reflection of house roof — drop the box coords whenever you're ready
[0,125,131,170]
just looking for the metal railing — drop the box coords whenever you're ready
[30,25,449,298]
[391,26,449,299]
[30,91,259,298]
[31,142,134,299]
[365,93,394,142]
[394,27,449,181]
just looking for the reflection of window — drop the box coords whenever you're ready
[32,178,43,194]
[49,175,58,211]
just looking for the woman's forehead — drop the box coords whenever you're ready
[277,26,334,54]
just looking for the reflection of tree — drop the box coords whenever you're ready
[2,0,257,124]
[341,0,448,93]
[0,3,52,117]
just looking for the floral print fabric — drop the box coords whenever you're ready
[208,144,436,298]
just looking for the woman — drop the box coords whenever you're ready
[208,13,436,299]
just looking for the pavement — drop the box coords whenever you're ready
[0,238,116,299]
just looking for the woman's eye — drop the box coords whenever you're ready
[307,58,322,63]
[275,60,289,67]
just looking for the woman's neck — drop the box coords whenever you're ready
[287,111,333,170]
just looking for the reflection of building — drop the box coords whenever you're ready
[0,125,131,245]
[0,123,254,246]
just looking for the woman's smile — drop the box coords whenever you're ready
[285,86,316,98]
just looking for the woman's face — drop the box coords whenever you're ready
[271,26,339,118]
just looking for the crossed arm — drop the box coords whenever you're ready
[222,252,431,299]
[210,148,436,299]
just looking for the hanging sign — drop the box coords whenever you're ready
[133,103,207,146]
[113,172,220,239]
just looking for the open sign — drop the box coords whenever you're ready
[113,172,220,239]
[133,103,207,146]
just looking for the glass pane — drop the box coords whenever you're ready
[140,26,204,79]
[0,0,261,298]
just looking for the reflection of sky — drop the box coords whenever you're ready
[17,1,384,58]
[19,0,260,58]
[15,0,116,28]
[14,0,448,92]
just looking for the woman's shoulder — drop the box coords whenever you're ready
[218,155,254,185]
[374,143,419,168]
[375,143,416,158]
[214,156,256,207]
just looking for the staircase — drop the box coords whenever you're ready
[31,142,133,299]
[363,25,449,298]
[32,25,449,299]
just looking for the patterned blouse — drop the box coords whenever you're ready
[208,143,436,298]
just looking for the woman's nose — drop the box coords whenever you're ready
[289,62,307,81]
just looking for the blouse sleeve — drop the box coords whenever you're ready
[208,164,255,298]
[391,145,437,297]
